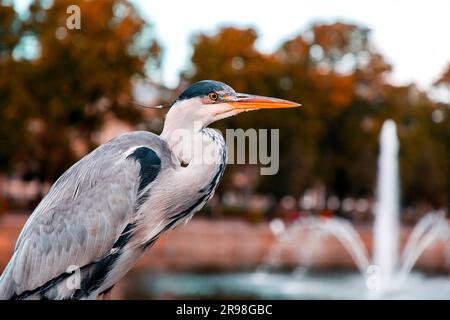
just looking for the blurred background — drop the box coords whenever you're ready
[0,0,449,299]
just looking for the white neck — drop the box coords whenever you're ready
[160,98,230,165]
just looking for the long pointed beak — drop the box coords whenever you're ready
[226,93,301,110]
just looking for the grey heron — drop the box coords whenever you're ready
[0,80,299,299]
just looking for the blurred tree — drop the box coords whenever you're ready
[185,24,448,208]
[0,0,161,182]
[0,1,25,172]
[381,85,449,207]
[437,62,450,85]
[432,62,450,206]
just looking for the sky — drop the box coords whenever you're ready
[13,0,450,91]
[131,0,450,90]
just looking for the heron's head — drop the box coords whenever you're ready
[162,80,300,132]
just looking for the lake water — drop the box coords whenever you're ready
[134,271,450,299]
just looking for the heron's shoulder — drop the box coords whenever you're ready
[46,131,169,197]
[108,131,164,149]
[88,131,169,159]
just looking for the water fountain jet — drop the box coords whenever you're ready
[260,119,449,294]
[373,120,400,287]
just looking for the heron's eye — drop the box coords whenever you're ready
[208,92,219,101]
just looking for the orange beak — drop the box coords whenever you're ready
[226,94,301,110]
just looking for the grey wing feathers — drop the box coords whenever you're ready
[0,131,168,299]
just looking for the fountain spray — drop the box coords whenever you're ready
[373,120,400,287]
